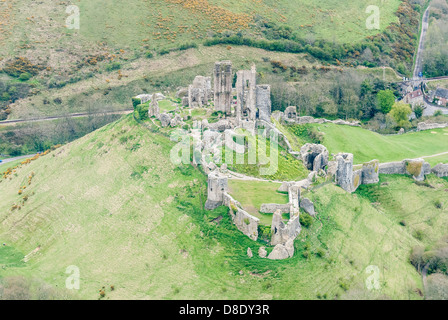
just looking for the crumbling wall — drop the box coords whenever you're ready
[222,193,259,241]
[300,144,329,172]
[432,163,448,177]
[336,153,354,193]
[205,171,228,210]
[236,65,257,125]
[256,85,272,123]
[417,121,448,131]
[213,61,233,115]
[362,160,379,184]
[188,76,211,108]
[271,210,301,246]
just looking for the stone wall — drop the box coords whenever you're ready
[256,85,272,123]
[260,204,291,214]
[417,121,448,131]
[188,76,211,108]
[222,193,259,241]
[336,154,433,193]
[432,163,448,177]
[205,171,228,210]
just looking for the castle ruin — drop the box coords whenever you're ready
[213,61,233,116]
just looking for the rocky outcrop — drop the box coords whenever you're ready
[268,239,294,260]
[259,247,267,258]
[247,247,253,258]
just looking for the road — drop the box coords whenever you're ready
[413,7,430,79]
[0,109,133,127]
[0,154,37,164]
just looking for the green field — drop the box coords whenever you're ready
[77,0,401,48]
[1,114,448,299]
[288,123,448,164]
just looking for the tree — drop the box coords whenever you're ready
[389,102,412,129]
[377,89,395,114]
[414,105,424,119]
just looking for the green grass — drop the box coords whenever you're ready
[158,100,178,112]
[228,180,287,225]
[223,130,309,181]
[287,123,448,164]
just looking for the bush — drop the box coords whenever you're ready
[145,51,154,59]
[135,103,149,120]
[299,213,313,228]
[18,72,32,81]
[435,200,443,209]
[105,62,121,71]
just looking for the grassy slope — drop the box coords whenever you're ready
[290,123,448,164]
[2,114,447,300]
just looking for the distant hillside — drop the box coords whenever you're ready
[1,114,447,299]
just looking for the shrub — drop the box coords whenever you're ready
[434,200,443,209]
[299,213,313,228]
[105,62,121,72]
[145,51,154,59]
[135,103,149,121]
[18,72,32,81]
[316,248,326,258]
[132,97,142,109]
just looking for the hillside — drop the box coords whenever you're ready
[1,114,447,299]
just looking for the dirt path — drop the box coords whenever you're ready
[421,151,448,159]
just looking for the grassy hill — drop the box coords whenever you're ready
[1,114,447,299]
[284,123,448,164]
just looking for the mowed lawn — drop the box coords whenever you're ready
[308,123,448,164]
[228,180,287,226]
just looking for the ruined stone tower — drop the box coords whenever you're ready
[236,64,257,125]
[336,153,354,193]
[213,61,233,116]
[205,171,228,210]
[256,85,272,123]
